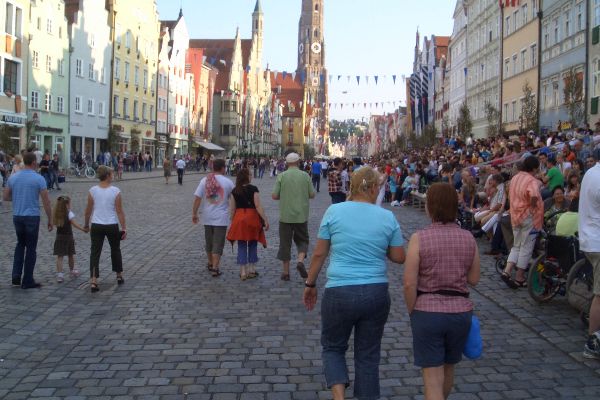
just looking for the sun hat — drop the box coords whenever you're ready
[285,153,300,163]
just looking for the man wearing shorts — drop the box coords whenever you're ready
[272,152,315,281]
[192,159,234,277]
[580,155,600,359]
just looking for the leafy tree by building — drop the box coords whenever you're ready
[563,67,585,128]
[456,101,472,139]
[485,102,502,137]
[520,81,538,133]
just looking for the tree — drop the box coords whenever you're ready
[456,101,472,139]
[303,143,316,160]
[442,115,450,137]
[520,81,538,133]
[563,67,585,128]
[484,102,502,137]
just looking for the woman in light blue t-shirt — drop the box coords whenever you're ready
[303,166,405,400]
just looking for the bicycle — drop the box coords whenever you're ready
[66,163,96,179]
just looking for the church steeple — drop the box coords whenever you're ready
[252,0,263,66]
[254,0,262,13]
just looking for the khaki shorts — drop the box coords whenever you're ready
[205,225,227,256]
[277,222,309,262]
[586,252,600,296]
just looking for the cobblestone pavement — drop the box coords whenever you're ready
[1,173,600,399]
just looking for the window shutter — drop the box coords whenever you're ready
[593,26,600,45]
[592,97,599,115]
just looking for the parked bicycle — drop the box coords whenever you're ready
[66,163,96,179]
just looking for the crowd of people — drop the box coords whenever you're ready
[1,123,599,400]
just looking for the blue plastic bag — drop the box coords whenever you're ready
[463,315,482,360]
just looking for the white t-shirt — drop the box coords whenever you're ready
[68,211,75,221]
[579,163,600,252]
[194,175,234,226]
[321,161,328,170]
[176,159,186,169]
[90,185,121,225]
[340,170,349,194]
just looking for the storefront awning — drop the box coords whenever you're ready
[195,140,225,151]
[118,132,131,139]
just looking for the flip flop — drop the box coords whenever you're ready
[211,269,222,277]
[207,263,214,272]
[501,272,519,289]
[296,262,308,278]
[280,273,290,281]
[247,272,259,279]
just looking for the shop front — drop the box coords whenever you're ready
[0,112,26,154]
[156,133,168,167]
[31,126,66,166]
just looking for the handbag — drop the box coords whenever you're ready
[463,315,482,360]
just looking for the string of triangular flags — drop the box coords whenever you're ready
[282,100,404,110]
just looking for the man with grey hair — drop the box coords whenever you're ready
[272,152,315,281]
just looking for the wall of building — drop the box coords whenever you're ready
[588,0,600,127]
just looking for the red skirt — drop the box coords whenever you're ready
[227,208,267,247]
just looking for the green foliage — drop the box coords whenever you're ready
[456,101,472,139]
[521,81,538,133]
[485,102,502,138]
[563,67,585,128]
[303,143,316,160]
[407,124,437,149]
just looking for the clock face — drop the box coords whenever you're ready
[312,77,319,86]
[299,43,304,54]
[311,42,322,54]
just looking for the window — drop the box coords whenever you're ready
[44,94,51,111]
[505,16,510,36]
[57,96,64,113]
[503,103,508,122]
[32,50,39,68]
[5,3,13,35]
[90,33,95,48]
[3,59,18,94]
[532,0,538,15]
[125,31,131,49]
[150,105,154,121]
[543,24,549,49]
[531,44,538,67]
[143,70,148,88]
[75,96,82,113]
[98,101,105,117]
[521,49,526,71]
[133,100,138,119]
[88,62,94,80]
[100,67,105,84]
[512,54,518,75]
[113,95,119,115]
[134,66,139,86]
[553,18,559,44]
[58,26,62,39]
[514,10,519,30]
[36,17,40,31]
[87,98,94,115]
[578,2,584,31]
[114,58,120,80]
[594,59,600,97]
[511,100,517,122]
[142,103,147,120]
[553,81,559,107]
[123,97,128,117]
[57,59,64,76]
[124,62,130,82]
[522,4,528,24]
[595,0,600,28]
[30,91,39,109]
[564,9,571,37]
[45,55,52,72]
[76,59,83,77]
[46,18,52,34]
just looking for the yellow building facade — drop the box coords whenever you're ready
[501,0,539,133]
[106,0,159,156]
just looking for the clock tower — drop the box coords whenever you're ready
[297,0,329,151]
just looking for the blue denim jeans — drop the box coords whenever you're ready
[321,283,390,400]
[12,216,40,287]
[237,240,258,265]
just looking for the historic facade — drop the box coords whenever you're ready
[466,0,501,138]
[448,0,468,135]
[501,0,540,133]
[28,0,69,165]
[539,0,586,131]
[588,0,600,127]
[297,0,329,154]
[0,0,28,155]
[106,0,160,155]
[66,0,112,162]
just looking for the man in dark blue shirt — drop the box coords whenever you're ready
[311,160,322,192]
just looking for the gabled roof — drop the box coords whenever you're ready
[270,72,304,118]
[189,39,253,92]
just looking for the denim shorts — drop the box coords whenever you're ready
[410,310,472,368]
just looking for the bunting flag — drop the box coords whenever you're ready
[347,75,351,83]
[337,75,342,81]
[392,75,397,84]
[282,71,287,80]
[356,76,360,85]
[292,72,297,81]
[299,101,303,108]
[202,56,207,63]
[374,76,379,85]
[365,76,369,85]
[273,71,278,80]
[329,75,333,84]
[209,57,216,65]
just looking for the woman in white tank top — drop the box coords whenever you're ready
[84,166,127,292]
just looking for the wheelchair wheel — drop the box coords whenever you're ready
[527,256,561,303]
[495,256,507,275]
[566,258,594,317]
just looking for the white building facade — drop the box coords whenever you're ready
[448,0,468,135]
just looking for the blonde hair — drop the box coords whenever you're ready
[97,165,113,181]
[52,196,70,228]
[348,166,380,200]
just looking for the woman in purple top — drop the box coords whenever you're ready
[403,183,480,400]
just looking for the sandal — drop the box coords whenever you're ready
[211,269,222,277]
[296,262,308,278]
[207,263,214,272]
[514,279,528,288]
[247,271,259,279]
[240,273,247,281]
[280,273,290,281]
[117,276,125,285]
[501,272,519,289]
[90,283,99,293]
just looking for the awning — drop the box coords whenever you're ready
[195,140,225,151]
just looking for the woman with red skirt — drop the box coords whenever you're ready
[227,168,269,280]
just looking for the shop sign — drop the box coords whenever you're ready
[1,114,25,125]
[36,126,63,133]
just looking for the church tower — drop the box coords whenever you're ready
[297,0,328,151]
[252,0,264,66]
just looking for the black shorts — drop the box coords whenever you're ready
[410,310,472,368]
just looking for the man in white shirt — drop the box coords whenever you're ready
[579,156,600,360]
[192,159,234,276]
[176,157,186,185]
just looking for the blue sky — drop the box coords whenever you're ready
[156,0,455,121]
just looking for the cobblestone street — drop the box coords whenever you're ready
[1,173,600,399]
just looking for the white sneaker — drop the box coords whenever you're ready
[57,272,64,283]
[70,269,80,277]
[390,200,398,207]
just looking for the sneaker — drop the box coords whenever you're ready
[583,332,600,360]
[390,200,399,207]
[296,262,308,279]
[57,273,64,283]
[11,277,21,287]
[70,269,81,277]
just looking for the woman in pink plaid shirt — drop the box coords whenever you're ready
[404,183,481,400]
